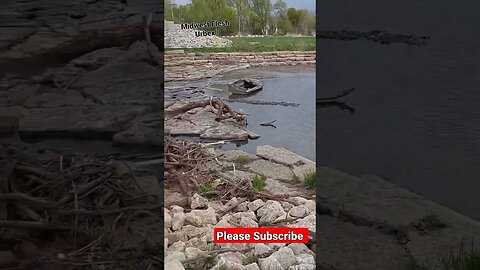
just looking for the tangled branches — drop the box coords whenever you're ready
[0,146,162,270]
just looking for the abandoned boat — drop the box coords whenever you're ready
[228,79,263,95]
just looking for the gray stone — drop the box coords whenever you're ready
[171,206,185,231]
[295,254,315,265]
[164,260,185,270]
[271,247,296,269]
[215,252,248,265]
[287,244,311,255]
[288,264,315,270]
[288,215,316,233]
[185,237,208,251]
[247,160,294,181]
[165,231,188,244]
[211,257,246,270]
[165,251,185,262]
[292,163,316,182]
[190,193,208,209]
[257,201,287,224]
[245,263,261,270]
[258,256,283,270]
[164,209,172,229]
[248,199,266,212]
[185,207,217,226]
[218,149,258,162]
[240,216,259,228]
[289,205,309,218]
[167,241,185,255]
[184,247,206,260]
[256,145,313,166]
[254,243,273,257]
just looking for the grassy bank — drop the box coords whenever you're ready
[166,36,316,53]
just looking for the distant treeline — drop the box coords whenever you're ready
[164,0,315,36]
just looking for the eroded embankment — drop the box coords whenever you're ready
[164,51,316,82]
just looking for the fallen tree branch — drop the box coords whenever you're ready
[317,88,355,101]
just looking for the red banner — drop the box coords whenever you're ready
[213,228,309,244]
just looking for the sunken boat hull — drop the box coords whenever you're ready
[228,79,263,95]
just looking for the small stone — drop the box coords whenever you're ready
[240,216,259,228]
[257,201,287,224]
[236,201,249,212]
[254,243,272,257]
[185,207,217,226]
[295,254,315,265]
[167,241,186,255]
[186,237,208,250]
[165,251,186,262]
[281,201,294,212]
[165,209,172,228]
[287,244,310,255]
[181,225,212,240]
[267,243,286,250]
[184,247,206,260]
[248,199,265,211]
[165,231,188,243]
[232,211,258,221]
[164,260,185,270]
[271,247,296,269]
[215,251,248,265]
[245,263,261,270]
[215,218,235,228]
[304,200,315,214]
[258,256,283,270]
[171,206,185,231]
[289,205,309,218]
[211,257,246,270]
[190,193,208,209]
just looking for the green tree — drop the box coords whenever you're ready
[250,0,271,35]
[231,0,250,35]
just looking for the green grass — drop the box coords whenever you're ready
[166,36,315,53]
[198,182,214,195]
[442,243,480,270]
[303,171,316,189]
[234,155,251,165]
[252,173,266,191]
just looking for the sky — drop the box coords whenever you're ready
[172,0,315,11]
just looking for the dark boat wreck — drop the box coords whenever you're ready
[228,78,263,95]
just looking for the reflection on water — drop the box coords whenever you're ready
[318,0,480,219]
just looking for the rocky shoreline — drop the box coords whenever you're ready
[164,143,316,270]
[164,50,316,82]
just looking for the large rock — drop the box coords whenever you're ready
[185,207,217,226]
[256,145,313,166]
[18,105,146,134]
[247,160,294,181]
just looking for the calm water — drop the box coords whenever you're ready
[318,0,480,219]
[205,66,316,161]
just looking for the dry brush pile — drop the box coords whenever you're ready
[0,145,163,270]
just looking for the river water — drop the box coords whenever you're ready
[204,65,316,161]
[318,0,480,219]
